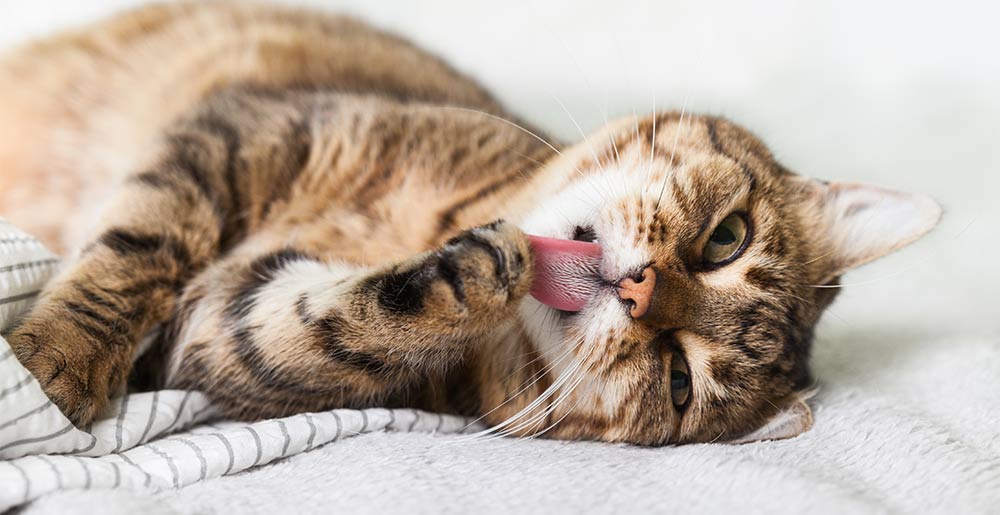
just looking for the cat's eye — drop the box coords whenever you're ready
[572,225,597,243]
[670,350,691,408]
[703,213,749,266]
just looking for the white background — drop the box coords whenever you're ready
[1,0,997,338]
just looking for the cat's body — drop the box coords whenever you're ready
[0,2,940,445]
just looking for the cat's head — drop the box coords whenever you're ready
[510,113,940,445]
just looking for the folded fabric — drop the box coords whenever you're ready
[0,219,472,511]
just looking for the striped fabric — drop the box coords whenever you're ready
[0,219,474,511]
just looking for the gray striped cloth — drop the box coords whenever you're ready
[0,219,475,511]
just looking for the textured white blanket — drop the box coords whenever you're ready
[0,220,473,511]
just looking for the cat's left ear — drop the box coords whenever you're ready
[803,180,942,280]
[729,398,813,444]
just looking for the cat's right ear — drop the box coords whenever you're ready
[799,179,942,282]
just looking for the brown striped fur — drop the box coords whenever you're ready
[0,2,940,445]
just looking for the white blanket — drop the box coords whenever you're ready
[0,220,473,511]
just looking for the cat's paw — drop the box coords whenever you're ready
[7,316,119,427]
[428,221,533,328]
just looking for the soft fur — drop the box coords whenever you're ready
[0,2,940,445]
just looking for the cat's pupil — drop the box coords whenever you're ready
[671,370,689,389]
[572,225,597,242]
[711,226,736,245]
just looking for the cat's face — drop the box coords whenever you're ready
[514,113,940,445]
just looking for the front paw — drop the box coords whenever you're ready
[7,318,120,426]
[436,221,533,316]
[381,221,528,333]
[369,221,533,333]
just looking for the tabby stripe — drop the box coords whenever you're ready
[706,118,724,156]
[70,317,118,346]
[745,267,785,291]
[228,325,348,397]
[435,158,540,235]
[164,133,217,201]
[76,284,125,312]
[132,170,182,193]
[295,300,391,376]
[453,233,506,285]
[196,114,245,243]
[373,267,427,315]
[98,229,192,266]
[706,118,757,191]
[603,340,641,378]
[96,276,181,298]
[225,249,311,320]
[732,303,767,361]
[180,351,338,410]
[259,117,314,219]
[435,256,465,306]
[65,301,126,336]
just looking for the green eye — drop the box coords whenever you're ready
[670,351,691,408]
[703,213,749,265]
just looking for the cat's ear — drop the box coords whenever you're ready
[729,399,813,444]
[804,180,942,280]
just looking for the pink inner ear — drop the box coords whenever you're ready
[526,235,602,312]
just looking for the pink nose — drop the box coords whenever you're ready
[617,266,656,318]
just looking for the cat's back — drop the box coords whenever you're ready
[0,1,501,251]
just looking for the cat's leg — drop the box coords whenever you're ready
[4,183,221,425]
[3,94,308,425]
[165,221,532,419]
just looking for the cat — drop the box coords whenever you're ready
[0,2,940,445]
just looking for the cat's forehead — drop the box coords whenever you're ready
[599,112,790,186]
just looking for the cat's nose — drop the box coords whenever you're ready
[616,266,656,319]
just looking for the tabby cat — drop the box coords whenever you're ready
[0,2,940,445]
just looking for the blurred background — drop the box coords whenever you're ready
[1,1,996,343]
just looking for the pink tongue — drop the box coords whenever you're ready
[527,235,602,312]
